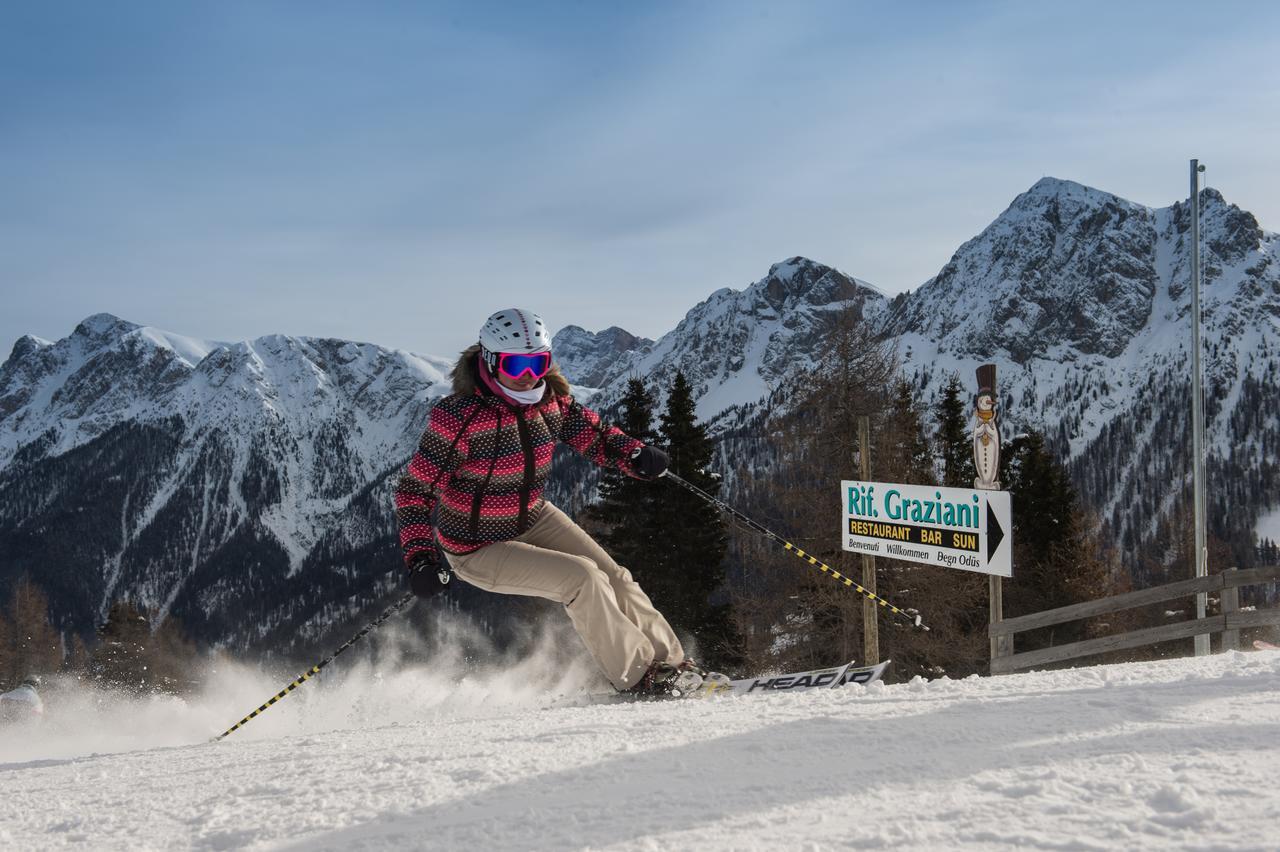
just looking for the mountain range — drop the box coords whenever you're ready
[2,177,1275,650]
[565,178,1279,571]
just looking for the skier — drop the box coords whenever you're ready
[0,674,45,723]
[395,308,707,698]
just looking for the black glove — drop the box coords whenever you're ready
[630,445,669,480]
[407,554,452,598]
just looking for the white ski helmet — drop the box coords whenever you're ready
[479,308,552,354]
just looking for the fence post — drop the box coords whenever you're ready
[991,576,1011,661]
[1221,566,1240,651]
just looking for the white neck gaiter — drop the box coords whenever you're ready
[498,382,546,406]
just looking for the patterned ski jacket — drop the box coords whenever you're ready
[395,346,645,566]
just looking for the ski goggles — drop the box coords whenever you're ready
[495,351,553,381]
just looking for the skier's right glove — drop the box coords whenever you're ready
[630,445,669,480]
[407,553,453,598]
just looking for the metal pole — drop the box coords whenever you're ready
[1190,159,1209,657]
[212,592,416,741]
[858,416,879,664]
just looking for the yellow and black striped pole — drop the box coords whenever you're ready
[212,592,416,742]
[663,471,929,631]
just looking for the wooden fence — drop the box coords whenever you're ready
[989,565,1280,675]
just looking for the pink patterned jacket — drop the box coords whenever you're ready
[395,346,644,566]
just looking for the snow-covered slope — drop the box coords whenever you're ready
[2,648,1277,850]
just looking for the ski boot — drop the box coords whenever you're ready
[624,661,704,699]
[679,658,732,693]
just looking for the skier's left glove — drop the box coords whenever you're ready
[407,554,453,598]
[630,445,669,480]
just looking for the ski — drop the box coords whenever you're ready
[549,660,889,708]
[694,660,890,698]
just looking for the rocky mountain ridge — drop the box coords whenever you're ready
[3,177,1276,648]
[0,317,455,649]
[556,178,1280,571]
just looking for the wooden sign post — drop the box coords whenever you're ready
[973,364,1009,661]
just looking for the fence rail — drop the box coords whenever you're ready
[990,565,1280,675]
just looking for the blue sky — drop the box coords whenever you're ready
[3,1,1278,359]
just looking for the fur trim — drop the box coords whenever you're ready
[545,366,571,399]
[450,345,483,395]
[451,344,571,399]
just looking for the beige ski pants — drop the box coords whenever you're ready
[444,502,684,689]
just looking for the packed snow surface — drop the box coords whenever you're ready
[3,649,1279,850]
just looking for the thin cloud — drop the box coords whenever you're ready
[2,3,1278,357]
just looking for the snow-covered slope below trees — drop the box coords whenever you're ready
[2,647,1277,850]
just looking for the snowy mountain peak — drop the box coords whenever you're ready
[6,334,52,364]
[0,314,459,642]
[74,312,142,341]
[580,257,887,422]
[887,178,1276,366]
[759,256,882,309]
[0,314,231,448]
[1182,188,1266,268]
[552,325,655,389]
[1018,176,1128,206]
[882,181,1279,565]
[765,256,812,282]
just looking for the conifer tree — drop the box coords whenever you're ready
[147,615,202,694]
[936,372,976,488]
[91,601,153,693]
[5,576,62,685]
[885,378,935,483]
[590,378,660,569]
[89,602,201,695]
[1001,430,1114,646]
[1004,431,1076,556]
[646,371,741,670]
[63,633,91,678]
[0,611,13,688]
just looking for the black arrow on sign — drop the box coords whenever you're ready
[987,501,1005,562]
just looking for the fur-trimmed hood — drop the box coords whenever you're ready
[450,344,571,399]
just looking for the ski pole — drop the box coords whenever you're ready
[212,591,416,742]
[662,471,929,631]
